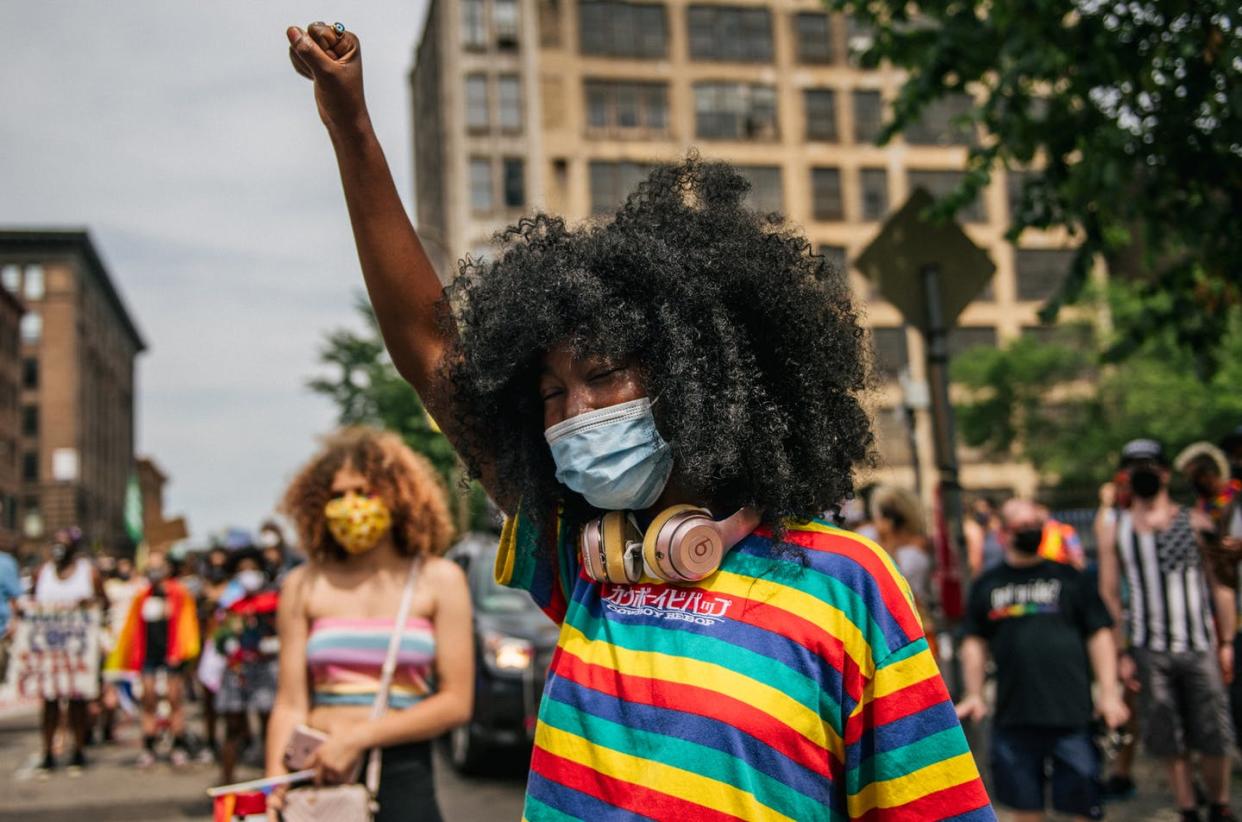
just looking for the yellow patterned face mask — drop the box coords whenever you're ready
[324,492,393,555]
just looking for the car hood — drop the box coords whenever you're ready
[476,611,561,651]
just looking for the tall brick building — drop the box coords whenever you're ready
[0,287,24,552]
[410,0,1083,500]
[0,230,145,559]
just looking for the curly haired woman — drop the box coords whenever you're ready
[263,428,472,821]
[285,21,993,820]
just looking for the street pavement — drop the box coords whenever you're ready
[3,701,1242,820]
[0,702,525,821]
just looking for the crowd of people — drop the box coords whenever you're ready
[0,518,301,786]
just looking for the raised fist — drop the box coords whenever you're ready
[286,22,368,133]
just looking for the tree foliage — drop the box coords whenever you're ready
[830,0,1241,370]
[308,298,498,534]
[951,291,1242,499]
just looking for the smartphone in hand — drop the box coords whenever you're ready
[283,724,329,770]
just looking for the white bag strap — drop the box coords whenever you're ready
[364,558,421,797]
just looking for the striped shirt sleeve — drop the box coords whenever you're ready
[494,501,579,625]
[844,637,994,820]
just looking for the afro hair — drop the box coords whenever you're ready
[443,155,875,530]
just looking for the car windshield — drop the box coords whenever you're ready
[470,546,540,615]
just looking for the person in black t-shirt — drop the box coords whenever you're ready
[957,498,1128,822]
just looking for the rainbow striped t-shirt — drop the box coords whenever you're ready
[495,507,994,821]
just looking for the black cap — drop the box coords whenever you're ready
[1119,438,1166,467]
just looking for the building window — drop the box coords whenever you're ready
[466,75,490,130]
[589,160,655,214]
[1,265,18,294]
[904,94,975,146]
[22,357,37,389]
[870,327,909,379]
[498,75,523,131]
[21,405,37,437]
[908,169,987,223]
[584,80,668,134]
[22,265,44,301]
[494,0,520,48]
[502,158,526,208]
[20,312,41,344]
[687,5,772,62]
[804,89,838,142]
[845,15,873,65]
[539,0,562,46]
[470,158,494,212]
[793,12,833,64]
[461,0,487,48]
[817,244,847,275]
[21,451,37,482]
[1015,249,1075,302]
[811,167,844,221]
[736,166,784,214]
[579,0,667,58]
[948,326,999,357]
[852,90,884,144]
[859,168,889,221]
[694,83,778,140]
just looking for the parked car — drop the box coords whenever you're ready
[442,532,559,774]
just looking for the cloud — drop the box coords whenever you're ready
[0,0,429,540]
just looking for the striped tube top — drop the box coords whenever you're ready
[306,617,436,710]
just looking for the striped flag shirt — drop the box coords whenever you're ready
[1117,508,1215,653]
[495,507,994,820]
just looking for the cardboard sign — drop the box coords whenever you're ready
[5,605,101,700]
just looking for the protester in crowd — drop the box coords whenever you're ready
[871,485,934,610]
[213,545,280,785]
[32,527,104,775]
[264,428,469,821]
[257,519,299,583]
[957,497,1127,821]
[1177,441,1242,760]
[1221,426,1242,484]
[966,494,1006,577]
[98,555,142,743]
[196,545,231,763]
[105,551,200,767]
[844,481,880,541]
[285,22,992,820]
[0,540,21,684]
[1098,439,1236,822]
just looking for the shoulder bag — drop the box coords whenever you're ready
[281,560,421,822]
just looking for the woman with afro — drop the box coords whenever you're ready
[286,21,993,821]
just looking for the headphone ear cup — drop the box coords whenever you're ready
[642,505,713,582]
[601,511,634,584]
[579,517,605,583]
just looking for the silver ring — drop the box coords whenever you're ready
[333,22,345,35]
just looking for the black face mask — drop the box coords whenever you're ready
[205,566,228,584]
[1012,528,1043,555]
[1130,468,1163,499]
[1193,478,1217,499]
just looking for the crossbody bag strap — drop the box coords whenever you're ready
[364,558,421,798]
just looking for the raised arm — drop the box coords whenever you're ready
[285,24,503,502]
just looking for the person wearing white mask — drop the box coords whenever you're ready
[212,547,280,785]
[105,551,201,769]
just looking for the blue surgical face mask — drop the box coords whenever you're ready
[545,397,673,511]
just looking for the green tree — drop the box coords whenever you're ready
[952,293,1242,501]
[829,0,1241,369]
[309,298,499,534]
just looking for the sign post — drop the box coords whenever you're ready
[854,189,995,615]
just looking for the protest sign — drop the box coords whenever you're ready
[4,605,101,700]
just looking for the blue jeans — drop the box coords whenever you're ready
[991,726,1103,819]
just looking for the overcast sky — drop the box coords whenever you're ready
[0,2,430,542]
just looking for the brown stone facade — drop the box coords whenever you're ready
[0,230,145,561]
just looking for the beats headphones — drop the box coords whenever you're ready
[579,505,761,585]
